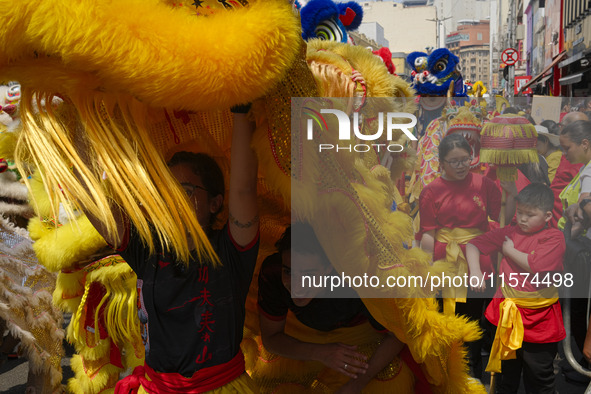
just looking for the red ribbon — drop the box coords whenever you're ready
[400,347,433,394]
[115,351,245,394]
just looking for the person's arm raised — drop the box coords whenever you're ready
[228,112,259,247]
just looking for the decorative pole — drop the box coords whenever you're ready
[479,113,539,393]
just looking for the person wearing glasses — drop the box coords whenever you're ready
[82,111,261,393]
[418,133,513,380]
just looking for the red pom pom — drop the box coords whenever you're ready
[0,159,7,173]
[450,100,456,106]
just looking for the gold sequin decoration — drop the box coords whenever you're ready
[356,339,403,381]
[266,40,318,177]
[0,218,64,390]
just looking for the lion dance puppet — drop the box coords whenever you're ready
[406,48,468,140]
[0,83,65,394]
[0,1,485,393]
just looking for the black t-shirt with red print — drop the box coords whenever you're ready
[257,253,385,332]
[118,223,259,377]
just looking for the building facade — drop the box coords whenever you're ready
[559,0,591,96]
[446,20,491,84]
[357,22,390,48]
[360,1,437,54]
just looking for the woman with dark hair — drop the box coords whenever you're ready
[502,107,519,115]
[517,160,550,185]
[558,120,591,235]
[418,133,514,380]
[540,119,559,133]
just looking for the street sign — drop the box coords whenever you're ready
[515,76,532,94]
[501,48,519,66]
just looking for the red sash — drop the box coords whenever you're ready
[115,351,245,394]
[400,347,433,394]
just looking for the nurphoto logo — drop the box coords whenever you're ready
[303,107,417,153]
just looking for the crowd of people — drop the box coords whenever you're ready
[412,102,591,393]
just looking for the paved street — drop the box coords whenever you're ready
[0,345,73,394]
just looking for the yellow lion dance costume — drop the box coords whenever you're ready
[0,1,485,393]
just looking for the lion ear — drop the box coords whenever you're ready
[337,2,363,30]
[406,52,428,71]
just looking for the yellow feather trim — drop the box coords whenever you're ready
[0,0,302,111]
[68,354,121,394]
[306,40,417,100]
[30,214,108,272]
[53,270,85,312]
[85,260,142,349]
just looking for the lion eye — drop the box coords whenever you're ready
[433,59,448,72]
[314,18,344,42]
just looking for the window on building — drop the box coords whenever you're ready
[478,33,482,41]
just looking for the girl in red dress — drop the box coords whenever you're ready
[418,133,514,380]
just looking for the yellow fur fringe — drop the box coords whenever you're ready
[18,91,218,265]
[58,258,144,393]
[480,116,539,167]
[68,354,121,394]
[0,0,302,111]
[7,0,301,264]
[479,149,539,166]
[292,89,483,391]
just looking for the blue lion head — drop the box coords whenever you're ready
[406,48,466,97]
[299,0,363,43]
